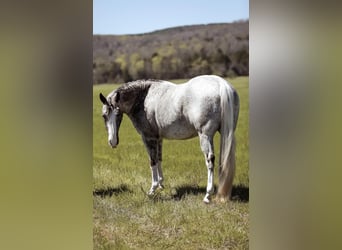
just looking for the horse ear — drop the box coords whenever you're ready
[99,93,109,105]
[113,92,120,103]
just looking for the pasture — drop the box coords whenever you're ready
[93,77,249,249]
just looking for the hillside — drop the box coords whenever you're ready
[93,20,249,84]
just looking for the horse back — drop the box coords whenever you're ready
[144,77,223,139]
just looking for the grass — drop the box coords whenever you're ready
[93,77,249,249]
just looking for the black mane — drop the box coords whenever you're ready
[118,79,161,94]
[115,79,162,115]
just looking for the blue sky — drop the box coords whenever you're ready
[93,0,249,35]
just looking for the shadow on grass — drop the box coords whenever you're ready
[171,184,207,201]
[93,184,132,198]
[93,183,249,202]
[171,184,249,202]
[231,185,249,202]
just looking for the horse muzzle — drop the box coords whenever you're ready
[108,138,119,148]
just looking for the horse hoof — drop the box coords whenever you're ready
[147,190,155,196]
[215,196,229,203]
[203,197,211,204]
[158,184,164,189]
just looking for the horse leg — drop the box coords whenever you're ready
[157,139,164,189]
[142,136,160,195]
[199,133,215,203]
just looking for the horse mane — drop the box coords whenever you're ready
[114,79,162,113]
[117,79,161,95]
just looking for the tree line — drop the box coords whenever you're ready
[93,20,248,84]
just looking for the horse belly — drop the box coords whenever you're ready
[159,120,197,140]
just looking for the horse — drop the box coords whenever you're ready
[99,75,239,203]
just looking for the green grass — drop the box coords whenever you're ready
[93,77,249,249]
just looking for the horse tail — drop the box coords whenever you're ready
[217,79,239,202]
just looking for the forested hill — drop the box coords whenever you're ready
[93,20,248,84]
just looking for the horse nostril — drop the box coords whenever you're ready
[108,140,117,148]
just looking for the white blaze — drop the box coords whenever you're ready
[107,112,117,146]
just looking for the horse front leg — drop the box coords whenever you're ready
[156,139,164,189]
[142,137,160,195]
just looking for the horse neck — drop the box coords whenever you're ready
[119,82,152,114]
[123,87,154,136]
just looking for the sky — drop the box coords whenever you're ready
[93,0,249,35]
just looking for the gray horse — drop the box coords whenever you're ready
[99,75,239,203]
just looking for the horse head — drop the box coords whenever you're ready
[99,92,123,148]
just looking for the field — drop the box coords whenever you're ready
[93,77,249,249]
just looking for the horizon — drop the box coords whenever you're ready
[93,0,249,35]
[93,19,249,36]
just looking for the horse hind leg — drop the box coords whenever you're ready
[199,133,215,204]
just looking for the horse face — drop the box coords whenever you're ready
[100,93,123,148]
